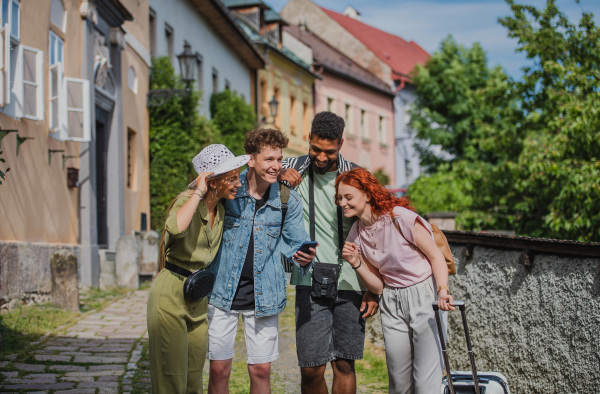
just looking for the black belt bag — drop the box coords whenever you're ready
[311,262,340,299]
[165,262,215,302]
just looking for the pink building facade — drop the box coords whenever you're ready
[316,73,395,180]
[285,25,395,182]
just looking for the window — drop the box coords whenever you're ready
[128,66,137,94]
[50,0,65,31]
[49,30,63,130]
[62,78,90,141]
[225,79,230,90]
[149,8,156,58]
[290,95,297,135]
[345,104,351,135]
[127,129,137,189]
[21,46,43,119]
[0,0,19,109]
[0,25,8,107]
[2,0,19,43]
[327,97,333,112]
[233,8,260,32]
[165,23,174,62]
[212,68,218,93]
[302,102,309,140]
[266,24,279,44]
[196,54,203,92]
[403,100,411,125]
[360,109,367,140]
[378,116,385,144]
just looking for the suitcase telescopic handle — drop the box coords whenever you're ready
[432,300,481,394]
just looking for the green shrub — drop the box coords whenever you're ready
[149,57,216,230]
[210,89,257,156]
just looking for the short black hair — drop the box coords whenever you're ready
[244,128,289,156]
[311,111,345,141]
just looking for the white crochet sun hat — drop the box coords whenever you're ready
[188,144,250,188]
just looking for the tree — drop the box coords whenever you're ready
[210,89,257,156]
[499,0,600,241]
[409,1,600,241]
[149,57,215,230]
[408,36,525,231]
[373,167,391,186]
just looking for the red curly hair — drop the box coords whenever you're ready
[335,168,415,216]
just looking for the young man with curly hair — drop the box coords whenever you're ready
[279,112,380,393]
[207,128,316,393]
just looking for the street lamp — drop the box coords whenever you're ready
[177,43,197,90]
[147,43,199,107]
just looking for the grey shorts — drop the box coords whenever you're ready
[295,286,366,367]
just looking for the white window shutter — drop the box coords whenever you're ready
[21,45,43,120]
[48,61,62,131]
[0,26,8,107]
[11,44,23,118]
[61,77,90,142]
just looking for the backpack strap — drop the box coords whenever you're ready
[279,182,290,232]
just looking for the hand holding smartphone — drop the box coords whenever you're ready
[297,241,318,254]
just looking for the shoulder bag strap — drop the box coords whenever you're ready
[309,166,344,263]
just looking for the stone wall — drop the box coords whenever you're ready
[0,242,80,308]
[367,234,600,392]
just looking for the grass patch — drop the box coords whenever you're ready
[79,286,132,313]
[0,287,132,363]
[356,343,389,392]
[0,303,79,360]
[130,338,152,393]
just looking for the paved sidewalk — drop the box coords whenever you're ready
[0,289,151,393]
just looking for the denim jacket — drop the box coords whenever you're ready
[208,169,310,317]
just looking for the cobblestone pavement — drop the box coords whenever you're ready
[0,290,151,393]
[1,285,374,393]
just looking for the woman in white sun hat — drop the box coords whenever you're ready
[147,144,250,394]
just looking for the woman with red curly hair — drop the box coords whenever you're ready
[335,167,453,393]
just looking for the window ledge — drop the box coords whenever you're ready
[361,138,371,144]
[347,134,357,140]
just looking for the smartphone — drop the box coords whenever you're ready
[297,241,318,254]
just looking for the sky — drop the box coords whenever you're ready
[266,0,600,79]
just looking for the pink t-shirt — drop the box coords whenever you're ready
[346,206,434,288]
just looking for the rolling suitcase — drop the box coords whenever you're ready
[433,301,511,394]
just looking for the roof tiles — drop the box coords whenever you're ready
[319,6,430,79]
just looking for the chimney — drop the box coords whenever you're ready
[343,6,361,21]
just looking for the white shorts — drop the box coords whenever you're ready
[207,305,279,364]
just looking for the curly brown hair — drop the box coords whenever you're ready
[243,128,289,156]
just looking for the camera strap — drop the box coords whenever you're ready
[308,166,344,263]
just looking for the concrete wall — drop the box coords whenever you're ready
[149,0,253,117]
[367,239,600,392]
[445,244,600,392]
[0,241,80,307]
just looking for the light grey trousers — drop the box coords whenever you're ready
[380,276,443,394]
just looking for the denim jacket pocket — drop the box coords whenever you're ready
[266,224,281,238]
[223,216,241,243]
